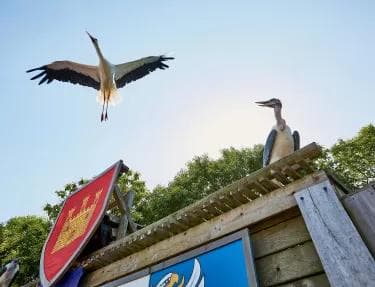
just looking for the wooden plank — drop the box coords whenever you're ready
[282,166,301,180]
[186,209,209,223]
[269,168,291,185]
[277,273,330,287]
[113,188,137,238]
[217,194,239,207]
[238,186,258,200]
[258,177,281,190]
[116,215,129,239]
[342,184,375,257]
[252,216,310,258]
[247,181,268,195]
[295,180,375,287]
[229,189,250,204]
[124,191,137,233]
[249,207,301,234]
[113,186,126,214]
[255,241,323,286]
[82,172,328,286]
[203,202,222,216]
[210,200,231,213]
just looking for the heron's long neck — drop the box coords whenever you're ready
[274,107,285,129]
[93,42,105,61]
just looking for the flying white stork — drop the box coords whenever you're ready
[0,260,19,287]
[256,98,300,166]
[27,32,174,121]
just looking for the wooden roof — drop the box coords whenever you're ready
[80,142,322,271]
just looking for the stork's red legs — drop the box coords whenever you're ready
[105,96,109,121]
[101,91,106,122]
[100,91,111,122]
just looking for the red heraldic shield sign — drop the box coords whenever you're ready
[40,160,127,287]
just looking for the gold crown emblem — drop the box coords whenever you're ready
[52,189,103,253]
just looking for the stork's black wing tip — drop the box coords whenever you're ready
[30,71,46,80]
[26,66,46,73]
[161,56,175,61]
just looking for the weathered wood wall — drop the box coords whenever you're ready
[296,180,375,287]
[342,183,375,257]
[82,171,329,286]
[253,215,328,286]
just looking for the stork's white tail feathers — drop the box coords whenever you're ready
[96,89,122,106]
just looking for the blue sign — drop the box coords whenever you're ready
[105,232,258,287]
[150,239,250,287]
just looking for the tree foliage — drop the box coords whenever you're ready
[318,124,375,189]
[0,216,50,286]
[136,145,263,225]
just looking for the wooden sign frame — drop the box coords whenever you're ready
[102,229,259,287]
[40,160,128,287]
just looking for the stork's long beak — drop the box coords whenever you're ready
[86,31,96,42]
[255,100,273,107]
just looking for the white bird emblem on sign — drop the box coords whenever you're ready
[156,259,204,287]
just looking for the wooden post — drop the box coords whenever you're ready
[295,180,375,287]
[342,183,375,257]
[124,191,137,233]
[113,186,137,239]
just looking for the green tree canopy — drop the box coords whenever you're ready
[0,216,50,286]
[136,145,263,225]
[318,124,375,189]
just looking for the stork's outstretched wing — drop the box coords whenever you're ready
[114,56,174,88]
[293,131,300,151]
[263,129,277,167]
[27,61,100,90]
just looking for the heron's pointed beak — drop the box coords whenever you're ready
[255,100,273,107]
[86,31,96,42]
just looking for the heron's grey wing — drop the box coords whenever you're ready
[263,129,277,167]
[293,131,300,151]
[114,56,174,89]
[27,61,100,90]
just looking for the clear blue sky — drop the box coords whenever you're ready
[1,1,374,222]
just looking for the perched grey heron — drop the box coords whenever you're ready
[256,98,300,166]
[0,260,19,287]
[27,32,174,121]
